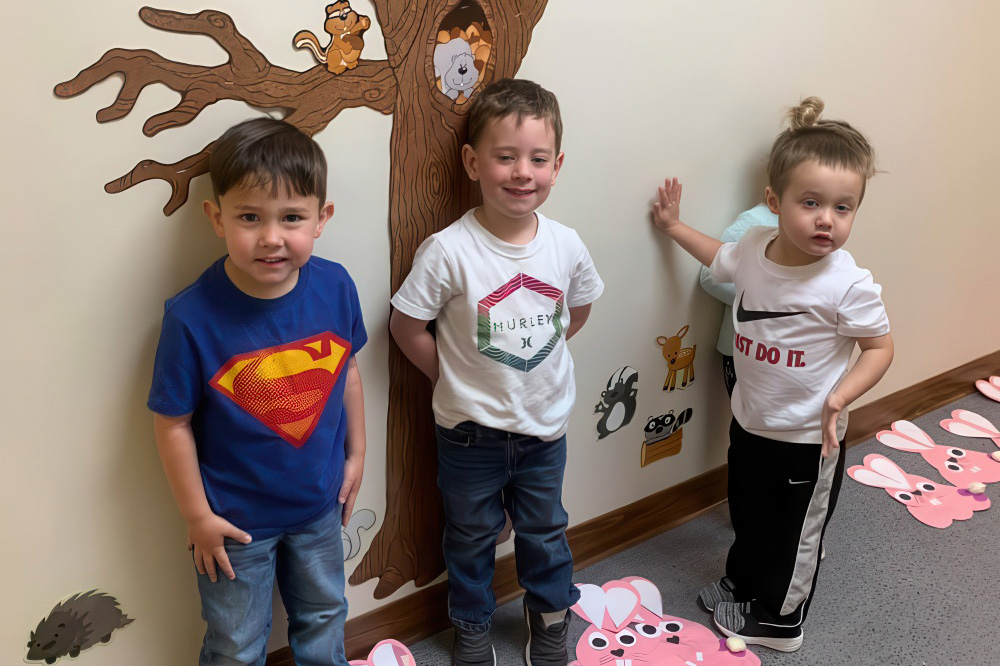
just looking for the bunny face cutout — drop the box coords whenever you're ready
[569,578,759,666]
[847,454,990,528]
[876,420,1000,486]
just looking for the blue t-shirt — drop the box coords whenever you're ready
[148,256,367,538]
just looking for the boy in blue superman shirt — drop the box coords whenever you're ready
[148,118,366,666]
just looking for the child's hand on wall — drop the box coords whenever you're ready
[652,177,684,235]
[187,513,252,582]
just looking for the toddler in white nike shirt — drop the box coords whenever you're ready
[650,97,893,652]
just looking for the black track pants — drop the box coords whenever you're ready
[725,418,845,625]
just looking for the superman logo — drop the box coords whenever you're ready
[209,332,351,447]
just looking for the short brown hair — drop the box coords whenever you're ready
[208,117,328,203]
[768,97,876,201]
[466,78,563,153]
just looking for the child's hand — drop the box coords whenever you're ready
[187,513,252,583]
[339,454,365,527]
[652,177,683,235]
[821,393,846,458]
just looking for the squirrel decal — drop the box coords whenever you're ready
[341,508,377,560]
[26,590,133,664]
[293,1,371,75]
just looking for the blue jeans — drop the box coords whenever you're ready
[196,504,348,666]
[436,422,580,631]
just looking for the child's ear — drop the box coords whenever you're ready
[315,201,335,238]
[461,143,480,181]
[549,151,565,185]
[203,199,225,237]
[764,186,781,215]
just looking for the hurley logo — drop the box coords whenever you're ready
[736,292,807,322]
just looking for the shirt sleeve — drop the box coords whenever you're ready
[837,273,891,338]
[699,264,736,306]
[147,307,202,417]
[567,233,604,307]
[390,236,455,320]
[346,274,368,355]
[702,205,779,305]
[709,240,741,284]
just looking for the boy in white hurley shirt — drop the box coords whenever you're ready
[390,79,603,666]
[651,97,893,652]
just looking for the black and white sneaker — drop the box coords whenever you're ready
[524,606,570,666]
[452,627,496,666]
[697,576,743,612]
[713,601,803,652]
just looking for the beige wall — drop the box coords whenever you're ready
[3,1,998,663]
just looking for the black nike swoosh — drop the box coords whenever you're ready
[736,292,807,322]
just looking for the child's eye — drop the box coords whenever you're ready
[803,200,818,208]
[532,157,548,164]
[240,214,259,222]
[284,215,303,223]
[835,205,851,213]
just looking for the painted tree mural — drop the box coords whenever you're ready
[55,0,549,599]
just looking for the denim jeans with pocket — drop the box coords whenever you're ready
[436,421,580,631]
[195,503,348,666]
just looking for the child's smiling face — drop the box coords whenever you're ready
[765,160,864,267]
[461,113,564,229]
[204,181,333,299]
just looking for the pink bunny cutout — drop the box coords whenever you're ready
[975,376,1000,403]
[348,639,414,666]
[847,454,989,528]
[876,420,1000,486]
[939,409,1000,451]
[569,577,759,666]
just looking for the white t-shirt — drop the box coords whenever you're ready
[710,226,890,443]
[391,209,604,440]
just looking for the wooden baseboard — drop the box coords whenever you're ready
[268,348,998,664]
[844,348,1000,447]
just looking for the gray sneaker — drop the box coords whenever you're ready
[697,576,740,612]
[524,606,569,666]
[713,601,804,652]
[452,627,496,666]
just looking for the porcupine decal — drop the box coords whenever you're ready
[26,590,133,664]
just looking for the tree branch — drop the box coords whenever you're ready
[106,146,213,216]
[53,7,396,215]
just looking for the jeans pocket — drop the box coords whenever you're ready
[435,421,476,447]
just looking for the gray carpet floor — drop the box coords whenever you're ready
[409,391,1000,665]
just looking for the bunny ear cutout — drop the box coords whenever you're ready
[571,584,607,626]
[347,639,414,666]
[621,576,663,619]
[571,581,641,631]
[876,421,935,451]
[371,640,414,666]
[604,583,640,631]
[976,377,1000,403]
[848,454,911,490]
[940,409,1000,438]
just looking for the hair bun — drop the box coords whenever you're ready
[788,96,824,129]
